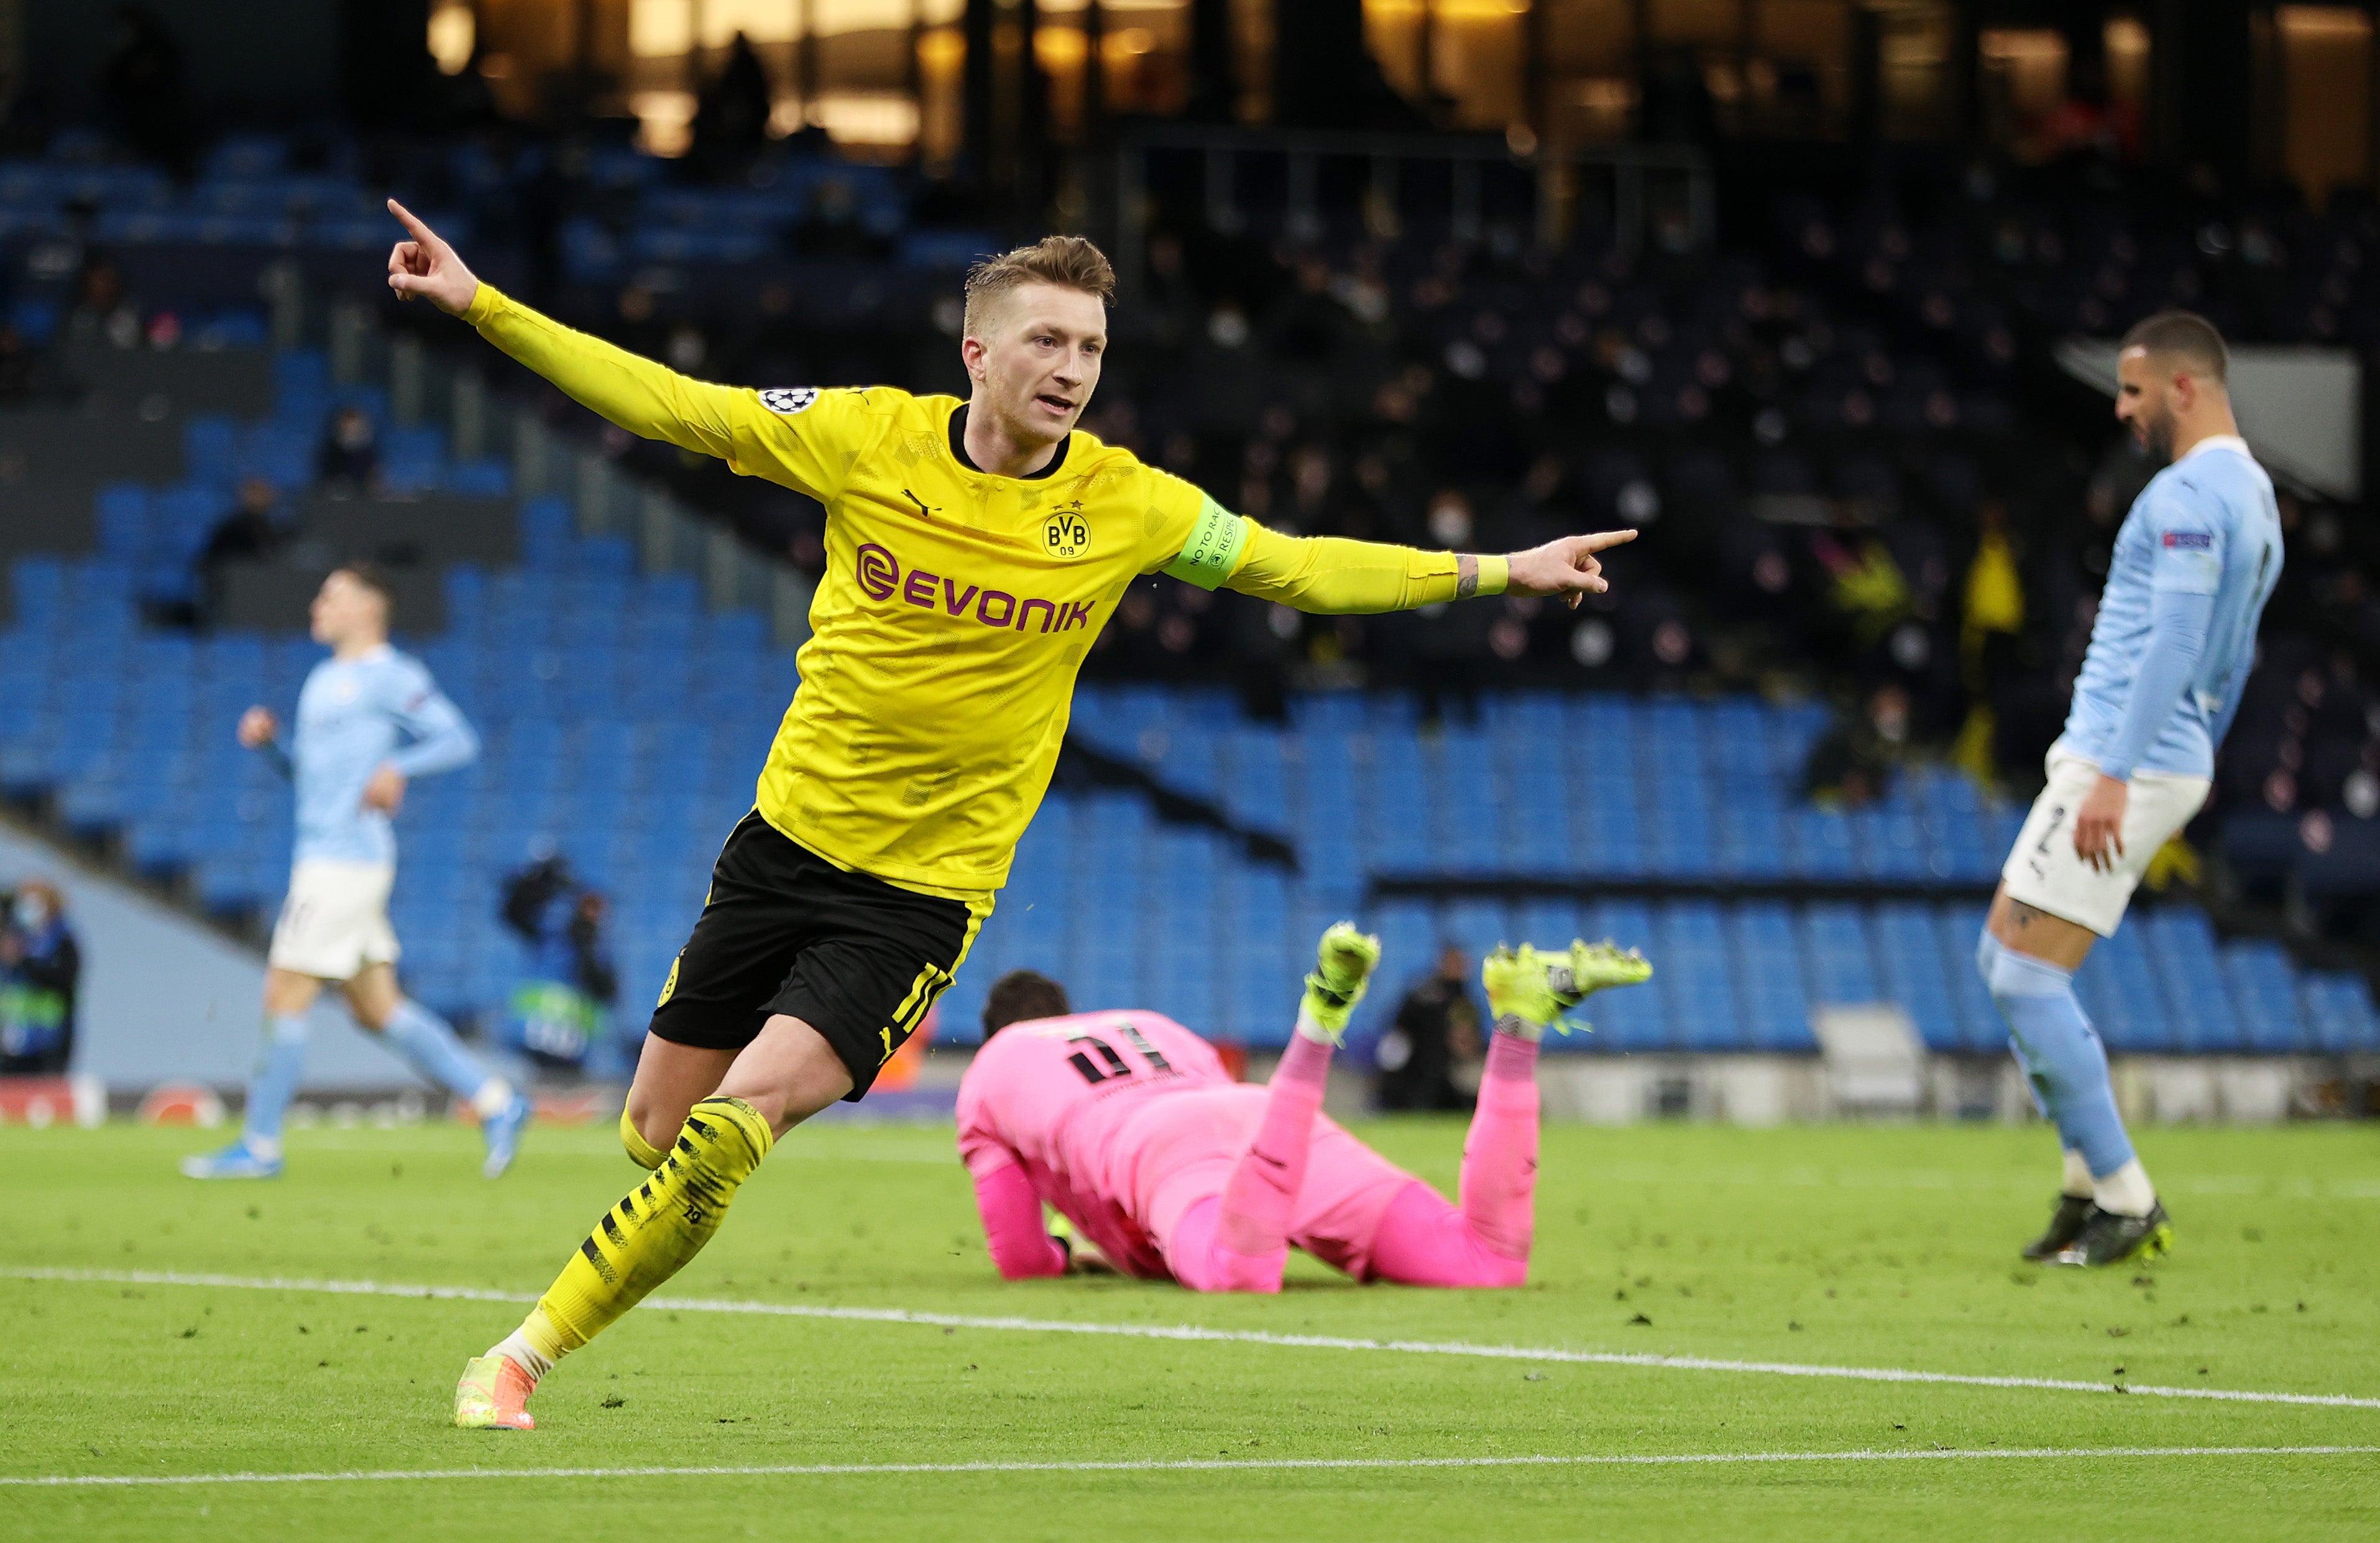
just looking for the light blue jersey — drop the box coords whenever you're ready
[2058,436,2282,781]
[274,645,479,866]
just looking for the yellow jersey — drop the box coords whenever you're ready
[464,285,1505,895]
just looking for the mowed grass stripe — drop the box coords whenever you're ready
[12,1264,2378,1411]
[9,1446,2379,1489]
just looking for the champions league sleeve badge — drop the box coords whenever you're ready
[760,387,820,415]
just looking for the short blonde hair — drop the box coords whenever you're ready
[962,235,1116,338]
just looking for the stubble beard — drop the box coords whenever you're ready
[2143,404,2176,465]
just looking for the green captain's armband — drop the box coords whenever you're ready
[1161,496,1249,591]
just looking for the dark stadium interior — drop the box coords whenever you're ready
[2,1,2378,1078]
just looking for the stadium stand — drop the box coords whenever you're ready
[0,359,2372,1061]
[2,119,2377,1080]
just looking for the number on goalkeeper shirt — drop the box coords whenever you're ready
[1062,1019,1181,1085]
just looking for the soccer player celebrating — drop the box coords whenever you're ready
[1978,311,2279,1268]
[380,200,1637,1430]
[182,565,531,1181]
[957,928,1650,1292]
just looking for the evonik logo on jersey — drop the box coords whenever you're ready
[853,543,1095,634]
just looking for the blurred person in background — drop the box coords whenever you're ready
[70,257,141,351]
[1373,942,1483,1112]
[316,406,382,494]
[1802,682,1912,807]
[497,854,624,1082]
[99,4,193,178]
[199,476,294,621]
[688,33,774,184]
[0,880,79,1075]
[181,564,526,1182]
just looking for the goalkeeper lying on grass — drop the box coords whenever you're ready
[955,926,1651,1292]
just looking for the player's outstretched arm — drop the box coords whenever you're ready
[384,199,781,475]
[1165,502,1637,615]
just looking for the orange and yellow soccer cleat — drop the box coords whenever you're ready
[454,1353,537,1430]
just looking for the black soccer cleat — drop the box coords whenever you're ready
[2019,1194,2096,1261]
[2052,1200,2175,1268]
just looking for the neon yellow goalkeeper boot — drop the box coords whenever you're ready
[454,1353,537,1430]
[1484,939,1653,1038]
[1298,921,1382,1043]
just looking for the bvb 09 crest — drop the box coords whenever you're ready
[1043,505,1090,560]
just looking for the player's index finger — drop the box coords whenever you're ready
[1579,528,1639,553]
[385,197,438,244]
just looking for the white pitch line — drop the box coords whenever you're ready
[1589,1163,2380,1202]
[9,1266,2378,1412]
[6,1446,2376,1490]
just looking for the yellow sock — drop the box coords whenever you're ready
[619,1105,664,1169]
[531,1096,774,1356]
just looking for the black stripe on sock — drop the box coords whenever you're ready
[600,1213,627,1248]
[577,1235,617,1286]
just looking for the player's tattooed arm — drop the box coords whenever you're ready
[1456,555,1480,599]
[1504,529,1640,607]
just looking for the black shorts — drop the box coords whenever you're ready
[649,811,988,1100]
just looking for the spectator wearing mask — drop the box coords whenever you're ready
[0,880,79,1075]
[1373,943,1482,1112]
[496,855,622,1080]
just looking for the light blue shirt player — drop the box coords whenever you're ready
[2055,435,2282,784]
[183,567,525,1187]
[279,645,479,865]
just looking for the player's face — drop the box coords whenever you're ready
[310,571,384,647]
[968,283,1106,447]
[2113,346,2178,463]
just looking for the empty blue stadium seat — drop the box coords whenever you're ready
[2302,971,2380,1053]
[2222,941,2305,1053]
[2138,908,2233,1052]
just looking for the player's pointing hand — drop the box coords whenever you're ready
[1505,529,1638,609]
[385,198,480,317]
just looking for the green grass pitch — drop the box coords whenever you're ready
[5,1117,2377,1541]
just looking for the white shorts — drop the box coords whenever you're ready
[267,860,401,980]
[2000,745,2210,937]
